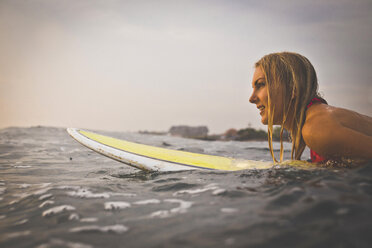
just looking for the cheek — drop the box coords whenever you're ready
[258,88,268,104]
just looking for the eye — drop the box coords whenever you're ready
[256,82,265,88]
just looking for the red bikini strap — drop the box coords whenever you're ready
[307,97,327,109]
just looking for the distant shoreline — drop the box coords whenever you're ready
[139,126,290,142]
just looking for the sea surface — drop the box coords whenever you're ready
[0,126,371,248]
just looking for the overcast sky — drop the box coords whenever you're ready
[1,0,371,133]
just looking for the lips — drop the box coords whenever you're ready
[257,105,265,115]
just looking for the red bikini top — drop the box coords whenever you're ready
[307,97,327,163]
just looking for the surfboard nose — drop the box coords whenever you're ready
[67,128,80,137]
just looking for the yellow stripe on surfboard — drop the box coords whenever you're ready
[79,130,273,171]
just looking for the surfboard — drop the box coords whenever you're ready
[67,128,313,172]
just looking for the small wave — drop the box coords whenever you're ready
[42,205,76,217]
[69,224,129,234]
[112,171,161,181]
[80,217,98,222]
[220,208,239,213]
[18,183,31,188]
[173,183,221,196]
[149,199,193,218]
[33,187,52,196]
[67,188,110,199]
[69,213,79,221]
[152,182,198,192]
[133,199,161,205]
[153,178,181,183]
[39,194,53,200]
[104,201,131,210]
[214,189,246,198]
[36,238,93,248]
[39,200,54,208]
[109,192,137,197]
[212,189,226,195]
[12,165,32,168]
[14,219,28,225]
[55,185,81,190]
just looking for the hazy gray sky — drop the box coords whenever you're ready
[1,0,371,133]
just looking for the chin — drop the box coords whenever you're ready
[261,117,268,125]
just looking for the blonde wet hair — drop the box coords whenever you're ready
[255,52,321,162]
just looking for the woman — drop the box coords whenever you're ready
[249,52,372,164]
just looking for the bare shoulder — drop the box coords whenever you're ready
[303,104,372,138]
[302,103,372,159]
[302,104,337,145]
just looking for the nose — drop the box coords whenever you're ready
[249,90,257,104]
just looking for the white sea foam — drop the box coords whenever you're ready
[220,208,239,213]
[14,219,28,225]
[33,187,52,196]
[56,185,81,190]
[0,187,6,194]
[212,189,226,195]
[133,199,161,205]
[38,183,52,188]
[165,199,193,213]
[13,165,32,168]
[39,194,53,200]
[39,200,55,208]
[80,217,98,222]
[149,210,170,218]
[9,187,52,203]
[18,183,31,188]
[173,183,221,196]
[289,187,304,193]
[67,188,110,199]
[69,213,80,221]
[149,199,193,218]
[0,215,6,219]
[9,192,30,205]
[9,200,18,205]
[69,224,129,234]
[42,205,76,217]
[109,192,137,197]
[104,201,131,210]
[36,238,93,248]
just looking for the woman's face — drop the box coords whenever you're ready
[249,67,284,125]
[249,67,269,124]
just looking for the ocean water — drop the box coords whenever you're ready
[0,126,371,248]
